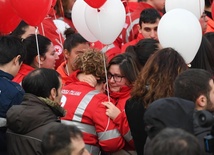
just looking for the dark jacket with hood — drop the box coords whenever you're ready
[194,111,213,155]
[143,97,195,155]
[6,93,66,155]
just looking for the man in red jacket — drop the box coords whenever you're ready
[118,0,165,47]
[121,8,161,52]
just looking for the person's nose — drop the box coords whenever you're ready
[150,30,156,39]
[108,76,115,83]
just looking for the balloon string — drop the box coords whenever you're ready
[40,22,45,36]
[199,0,201,15]
[96,7,110,101]
[97,10,104,46]
[99,52,111,150]
[102,47,110,102]
[199,0,204,17]
[35,27,41,68]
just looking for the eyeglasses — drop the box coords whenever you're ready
[107,72,125,82]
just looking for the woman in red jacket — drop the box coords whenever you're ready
[102,53,139,154]
[60,49,125,154]
[56,28,90,85]
[78,52,140,154]
[13,34,59,84]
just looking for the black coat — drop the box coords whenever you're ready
[125,97,147,155]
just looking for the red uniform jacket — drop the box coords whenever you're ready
[120,2,154,45]
[12,64,34,84]
[109,86,135,150]
[56,61,69,85]
[125,2,139,13]
[61,73,125,154]
[206,16,214,33]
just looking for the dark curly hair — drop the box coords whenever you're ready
[131,48,187,108]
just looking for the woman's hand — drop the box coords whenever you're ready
[102,101,121,120]
[77,73,97,87]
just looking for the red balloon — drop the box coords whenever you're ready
[0,0,21,34]
[84,0,106,8]
[9,0,52,26]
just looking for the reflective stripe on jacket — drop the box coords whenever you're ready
[61,81,125,154]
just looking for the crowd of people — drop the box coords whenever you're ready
[1,0,214,155]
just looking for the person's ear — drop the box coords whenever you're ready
[64,49,70,59]
[14,55,22,66]
[196,95,207,110]
[50,88,57,101]
[35,55,44,65]
[137,24,141,33]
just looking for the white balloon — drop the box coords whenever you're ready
[84,0,126,45]
[72,0,97,42]
[158,8,202,64]
[165,0,205,19]
[53,19,70,39]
